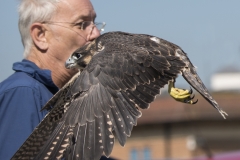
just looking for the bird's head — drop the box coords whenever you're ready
[65,41,97,70]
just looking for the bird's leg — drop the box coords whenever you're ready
[168,80,198,104]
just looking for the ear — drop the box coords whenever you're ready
[30,23,49,51]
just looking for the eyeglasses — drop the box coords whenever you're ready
[78,21,106,32]
[42,21,106,41]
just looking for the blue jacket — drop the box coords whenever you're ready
[0,59,58,159]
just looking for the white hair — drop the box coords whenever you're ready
[18,0,63,58]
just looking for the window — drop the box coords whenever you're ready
[130,147,152,160]
[143,147,151,160]
[130,148,138,160]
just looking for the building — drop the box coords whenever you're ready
[211,66,240,92]
[110,92,240,160]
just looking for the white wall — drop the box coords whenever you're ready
[211,73,240,91]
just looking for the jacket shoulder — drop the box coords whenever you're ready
[0,72,39,92]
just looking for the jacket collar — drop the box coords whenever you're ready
[13,59,59,94]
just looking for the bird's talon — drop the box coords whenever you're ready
[190,94,195,99]
[168,82,197,105]
[186,96,198,104]
[188,87,192,94]
[193,99,198,104]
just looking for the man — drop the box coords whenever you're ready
[0,0,112,159]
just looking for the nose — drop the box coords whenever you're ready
[87,26,101,41]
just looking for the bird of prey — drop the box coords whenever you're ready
[12,31,227,160]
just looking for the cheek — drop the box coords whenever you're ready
[62,30,87,51]
[72,34,87,48]
[65,34,88,60]
[51,31,87,61]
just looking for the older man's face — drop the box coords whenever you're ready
[47,0,100,72]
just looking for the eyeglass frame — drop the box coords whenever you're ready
[42,21,106,32]
[41,21,106,42]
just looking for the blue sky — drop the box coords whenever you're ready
[0,0,240,89]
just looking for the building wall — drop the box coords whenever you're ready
[211,73,240,92]
[109,120,240,160]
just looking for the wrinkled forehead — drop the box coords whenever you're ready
[52,0,96,22]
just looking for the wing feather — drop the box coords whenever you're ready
[109,105,127,146]
[98,112,114,157]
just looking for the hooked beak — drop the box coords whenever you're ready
[65,56,77,69]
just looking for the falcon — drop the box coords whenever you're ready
[12,31,227,160]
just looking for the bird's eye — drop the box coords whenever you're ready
[73,53,82,60]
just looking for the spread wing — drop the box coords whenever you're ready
[12,32,192,160]
[46,32,186,159]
